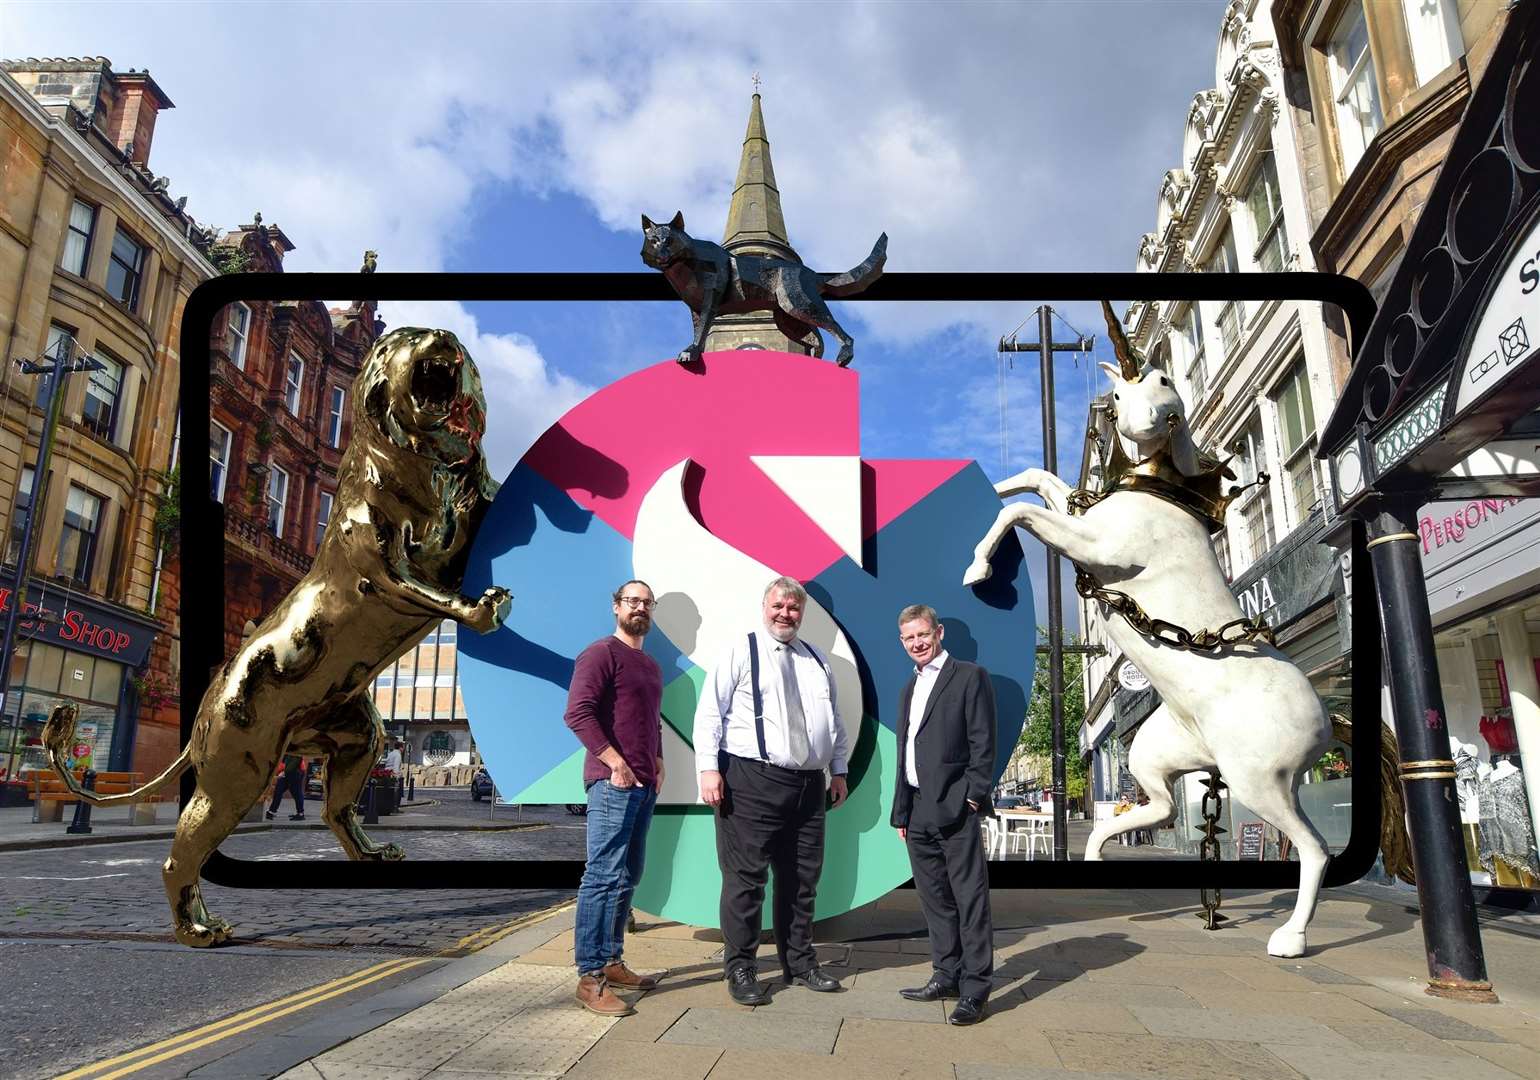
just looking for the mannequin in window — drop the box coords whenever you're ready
[1478,754,1539,886]
[1454,740,1483,872]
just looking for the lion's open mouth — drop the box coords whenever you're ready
[411,350,460,414]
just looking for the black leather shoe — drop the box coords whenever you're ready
[726,965,768,1006]
[789,965,841,992]
[899,978,959,1002]
[948,996,986,1025]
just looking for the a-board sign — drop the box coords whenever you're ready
[1238,820,1266,860]
[1118,771,1137,800]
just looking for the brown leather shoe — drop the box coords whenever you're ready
[603,961,661,990]
[575,974,635,1017]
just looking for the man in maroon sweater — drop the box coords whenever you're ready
[565,579,667,1016]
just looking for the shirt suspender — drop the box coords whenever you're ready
[747,632,769,761]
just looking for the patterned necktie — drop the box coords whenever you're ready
[779,644,810,767]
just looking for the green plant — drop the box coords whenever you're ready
[1020,626,1089,799]
[254,419,274,447]
[131,670,177,710]
[152,465,180,555]
[210,246,253,275]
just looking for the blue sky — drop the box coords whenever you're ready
[12,0,1230,631]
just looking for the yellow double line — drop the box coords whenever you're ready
[58,901,572,1080]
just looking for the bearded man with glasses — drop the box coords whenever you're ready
[564,579,667,1016]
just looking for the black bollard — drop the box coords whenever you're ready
[397,775,405,806]
[66,769,96,834]
[407,774,415,802]
[363,778,379,824]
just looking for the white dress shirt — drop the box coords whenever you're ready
[905,650,950,789]
[694,634,849,777]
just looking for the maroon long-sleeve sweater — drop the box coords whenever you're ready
[563,636,663,785]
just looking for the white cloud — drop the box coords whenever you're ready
[379,301,592,480]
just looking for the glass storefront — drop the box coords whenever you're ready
[0,640,125,788]
[1434,591,1540,890]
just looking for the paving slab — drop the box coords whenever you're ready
[1044,1030,1300,1080]
[659,1006,841,1055]
[956,1067,1149,1080]
[1179,985,1389,1021]
[1326,1018,1488,1056]
[757,984,948,1022]
[1374,1004,1515,1042]
[1018,978,1200,1008]
[436,1031,596,1076]
[562,1038,722,1079]
[991,999,1148,1034]
[831,1015,1061,1068]
[1128,1003,1354,1047]
[1264,1043,1527,1080]
[1450,1040,1540,1077]
[707,1048,943,1080]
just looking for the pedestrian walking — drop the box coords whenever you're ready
[564,579,667,1017]
[694,575,850,1006]
[890,603,996,1025]
[266,753,306,821]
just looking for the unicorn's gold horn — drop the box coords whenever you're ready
[1100,300,1143,381]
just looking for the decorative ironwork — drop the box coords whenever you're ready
[1373,383,1447,471]
[1197,770,1229,929]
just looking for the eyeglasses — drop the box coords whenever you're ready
[618,597,657,610]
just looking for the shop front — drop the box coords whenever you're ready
[0,583,158,803]
[1424,495,1540,892]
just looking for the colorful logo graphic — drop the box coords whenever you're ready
[459,351,1034,925]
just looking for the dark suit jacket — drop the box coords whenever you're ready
[891,657,997,830]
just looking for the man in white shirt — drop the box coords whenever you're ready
[695,576,850,1006]
[890,603,996,1025]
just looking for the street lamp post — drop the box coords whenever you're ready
[0,333,106,788]
[1000,307,1094,859]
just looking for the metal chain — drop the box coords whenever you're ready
[1197,770,1228,930]
[1066,488,1276,652]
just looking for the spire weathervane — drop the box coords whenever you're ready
[752,71,761,94]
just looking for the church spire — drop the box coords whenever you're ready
[722,92,792,257]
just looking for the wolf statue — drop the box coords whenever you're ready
[43,327,512,947]
[640,211,887,367]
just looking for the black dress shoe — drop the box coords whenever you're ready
[726,965,768,1006]
[948,996,986,1025]
[789,965,841,992]
[899,978,960,1002]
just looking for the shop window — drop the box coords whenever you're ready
[225,303,250,370]
[59,486,103,587]
[1272,359,1320,526]
[61,199,96,276]
[1245,151,1289,273]
[327,386,346,447]
[266,464,289,537]
[7,466,34,567]
[1402,0,1462,87]
[315,490,333,550]
[284,353,304,416]
[63,655,96,697]
[90,657,121,705]
[106,226,146,312]
[1328,1,1384,175]
[27,642,64,693]
[210,422,232,503]
[82,348,123,442]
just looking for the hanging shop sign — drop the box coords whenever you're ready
[0,584,157,666]
[1227,517,1338,631]
[1453,212,1540,417]
[1116,658,1150,692]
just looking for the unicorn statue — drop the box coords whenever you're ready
[963,301,1332,958]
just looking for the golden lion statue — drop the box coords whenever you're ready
[43,327,512,947]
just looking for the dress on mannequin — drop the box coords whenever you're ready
[1454,742,1483,872]
[1478,758,1540,885]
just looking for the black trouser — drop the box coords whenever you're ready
[268,767,304,816]
[905,790,993,1000]
[715,753,826,979]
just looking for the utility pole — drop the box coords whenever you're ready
[1000,306,1093,860]
[0,333,106,766]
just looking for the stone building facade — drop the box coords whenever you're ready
[208,225,381,661]
[0,58,209,788]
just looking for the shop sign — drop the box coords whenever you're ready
[1227,521,1337,631]
[1419,497,1523,556]
[1238,820,1266,860]
[0,585,154,666]
[1116,658,1150,692]
[1454,212,1540,416]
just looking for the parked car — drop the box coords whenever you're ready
[995,795,1025,810]
[470,767,495,801]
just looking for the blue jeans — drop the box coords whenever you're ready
[574,778,656,975]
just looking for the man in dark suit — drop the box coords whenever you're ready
[891,603,996,1025]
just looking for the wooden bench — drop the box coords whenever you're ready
[29,770,172,825]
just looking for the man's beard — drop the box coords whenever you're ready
[623,613,651,635]
[766,621,797,643]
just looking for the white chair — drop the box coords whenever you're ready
[982,815,1000,858]
[1003,817,1030,858]
[1026,817,1052,859]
